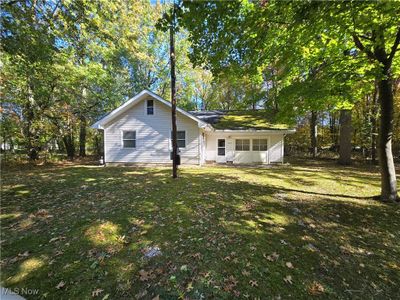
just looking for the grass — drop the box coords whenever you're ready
[1,160,400,299]
[213,110,291,130]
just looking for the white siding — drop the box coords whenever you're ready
[269,134,284,163]
[104,96,200,164]
[205,134,217,162]
[204,132,284,164]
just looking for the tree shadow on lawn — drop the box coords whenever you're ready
[242,165,382,189]
[1,166,399,299]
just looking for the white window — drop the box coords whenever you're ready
[235,139,250,151]
[122,131,136,148]
[253,139,268,151]
[171,130,186,148]
[146,99,154,115]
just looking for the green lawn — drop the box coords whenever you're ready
[1,161,399,299]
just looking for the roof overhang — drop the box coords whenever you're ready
[91,89,209,129]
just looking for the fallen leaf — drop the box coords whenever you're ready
[139,269,151,281]
[191,252,201,259]
[308,281,325,295]
[264,252,279,262]
[19,251,30,257]
[186,281,193,292]
[249,280,258,287]
[242,270,250,276]
[284,275,293,284]
[286,262,294,269]
[92,288,104,297]
[56,281,65,289]
[180,265,188,272]
[151,296,160,300]
[223,275,238,291]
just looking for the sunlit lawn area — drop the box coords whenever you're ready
[1,160,400,299]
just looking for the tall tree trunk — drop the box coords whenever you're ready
[310,111,318,158]
[24,85,39,160]
[57,139,64,153]
[377,71,397,201]
[63,134,75,160]
[329,111,338,151]
[79,115,86,157]
[170,6,178,179]
[94,132,103,158]
[371,84,378,163]
[9,137,14,154]
[338,109,352,165]
[353,27,399,201]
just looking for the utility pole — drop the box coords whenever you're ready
[170,3,178,178]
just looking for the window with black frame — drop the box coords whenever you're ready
[147,99,154,115]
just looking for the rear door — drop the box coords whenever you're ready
[216,139,226,163]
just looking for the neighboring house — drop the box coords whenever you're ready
[91,89,295,165]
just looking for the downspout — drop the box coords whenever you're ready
[102,128,106,166]
[198,129,202,166]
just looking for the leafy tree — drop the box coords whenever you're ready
[1,0,211,161]
[1,0,60,159]
[181,0,400,201]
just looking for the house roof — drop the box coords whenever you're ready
[91,89,208,129]
[190,110,293,131]
[91,89,294,132]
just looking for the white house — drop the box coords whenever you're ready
[91,89,295,165]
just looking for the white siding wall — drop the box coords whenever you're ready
[204,132,284,164]
[104,97,200,164]
[269,134,284,163]
[206,134,217,161]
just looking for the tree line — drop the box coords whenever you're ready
[1,0,212,159]
[179,1,400,201]
[1,1,399,201]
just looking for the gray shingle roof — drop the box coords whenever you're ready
[189,110,227,125]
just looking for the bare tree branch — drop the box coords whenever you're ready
[352,34,376,60]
